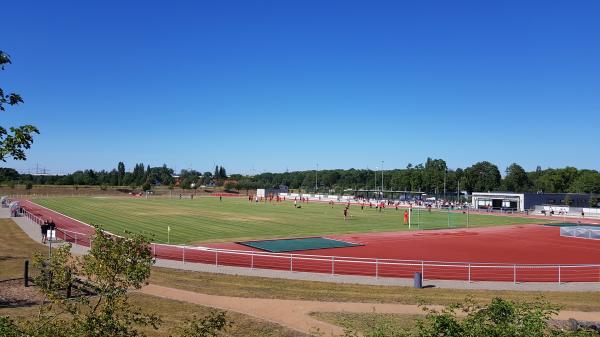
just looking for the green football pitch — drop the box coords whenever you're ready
[33,197,544,245]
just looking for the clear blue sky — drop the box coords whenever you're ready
[3,0,599,175]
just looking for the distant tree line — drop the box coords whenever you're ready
[0,162,233,191]
[0,162,176,189]
[234,158,600,197]
[1,158,600,197]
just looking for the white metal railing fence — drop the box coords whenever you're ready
[17,207,600,284]
[21,208,88,245]
[53,226,600,284]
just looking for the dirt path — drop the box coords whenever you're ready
[140,284,600,336]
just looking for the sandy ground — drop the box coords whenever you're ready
[0,279,43,308]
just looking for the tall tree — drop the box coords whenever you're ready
[219,166,226,179]
[503,163,530,192]
[464,161,501,193]
[0,51,39,161]
[424,157,447,194]
[117,162,125,185]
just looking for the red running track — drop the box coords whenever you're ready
[19,200,600,283]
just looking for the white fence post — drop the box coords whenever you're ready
[513,265,516,285]
[375,259,379,279]
[331,256,335,276]
[558,265,561,284]
[215,251,218,267]
[468,263,471,283]
[421,261,424,280]
[251,251,254,270]
[183,246,185,264]
[290,254,293,272]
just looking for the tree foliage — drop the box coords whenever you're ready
[177,311,231,337]
[0,50,39,161]
[341,297,598,337]
[423,158,447,193]
[2,226,230,336]
[179,169,201,189]
[503,163,530,192]
[117,161,125,185]
[464,161,501,193]
[2,157,600,202]
[414,297,596,337]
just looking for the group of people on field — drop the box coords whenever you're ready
[248,194,287,203]
[338,200,410,224]
[293,196,309,208]
[243,194,430,226]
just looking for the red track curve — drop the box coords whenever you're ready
[19,200,600,283]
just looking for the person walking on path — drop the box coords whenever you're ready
[40,220,49,244]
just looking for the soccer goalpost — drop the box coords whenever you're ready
[408,207,420,229]
[407,206,470,230]
[408,207,423,230]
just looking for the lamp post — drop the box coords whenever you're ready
[381,160,384,195]
[315,164,318,193]
[374,167,378,199]
[443,169,447,201]
[48,235,52,258]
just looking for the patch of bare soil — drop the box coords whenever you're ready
[0,279,43,308]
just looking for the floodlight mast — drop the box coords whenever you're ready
[381,160,384,195]
[315,163,318,192]
[374,167,378,198]
[444,169,447,200]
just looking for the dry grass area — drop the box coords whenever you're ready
[310,312,420,335]
[0,219,46,281]
[150,267,600,312]
[0,293,307,337]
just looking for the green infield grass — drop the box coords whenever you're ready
[32,196,545,244]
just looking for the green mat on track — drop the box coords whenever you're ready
[237,237,362,253]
